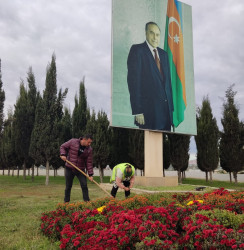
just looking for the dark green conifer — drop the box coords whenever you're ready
[87,110,110,182]
[219,85,242,183]
[168,133,190,183]
[128,129,144,173]
[30,54,67,185]
[0,59,6,172]
[72,79,88,137]
[195,96,219,181]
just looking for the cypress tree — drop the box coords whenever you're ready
[219,85,242,183]
[168,134,190,183]
[195,96,219,182]
[240,122,244,169]
[85,109,97,137]
[60,107,72,143]
[109,127,130,168]
[2,109,18,175]
[0,134,4,174]
[29,54,67,185]
[0,59,5,138]
[52,88,68,175]
[0,59,5,172]
[163,134,170,177]
[128,129,144,173]
[27,67,38,132]
[13,70,38,180]
[89,110,110,183]
[27,67,39,180]
[72,79,88,137]
[13,82,29,179]
[29,97,46,167]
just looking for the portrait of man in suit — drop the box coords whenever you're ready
[127,21,174,131]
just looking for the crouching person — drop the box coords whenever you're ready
[110,163,135,198]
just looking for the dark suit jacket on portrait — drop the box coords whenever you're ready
[127,41,174,131]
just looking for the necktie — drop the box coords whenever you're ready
[153,49,163,76]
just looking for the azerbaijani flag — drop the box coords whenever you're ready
[164,0,186,127]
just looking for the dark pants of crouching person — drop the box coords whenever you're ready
[64,167,89,202]
[111,180,130,198]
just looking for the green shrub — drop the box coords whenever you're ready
[192,209,244,229]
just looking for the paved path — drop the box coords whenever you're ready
[99,183,221,194]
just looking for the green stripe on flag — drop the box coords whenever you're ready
[164,16,186,127]
[167,48,186,127]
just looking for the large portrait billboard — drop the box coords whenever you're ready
[111,0,196,135]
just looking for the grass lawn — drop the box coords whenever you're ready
[182,177,244,190]
[0,175,109,250]
[133,179,244,192]
[0,174,243,249]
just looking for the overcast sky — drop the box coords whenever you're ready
[0,0,244,159]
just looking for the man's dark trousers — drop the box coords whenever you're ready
[111,180,130,198]
[64,167,89,202]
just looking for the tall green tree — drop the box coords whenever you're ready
[0,59,5,138]
[240,121,244,169]
[26,67,39,180]
[27,67,39,132]
[2,109,19,175]
[219,85,242,183]
[168,134,190,183]
[0,135,4,173]
[0,59,5,172]
[29,54,67,185]
[29,96,46,171]
[13,70,39,180]
[52,88,69,175]
[72,79,89,137]
[88,110,110,183]
[85,109,97,138]
[163,134,171,177]
[13,82,29,179]
[60,107,72,143]
[109,127,130,168]
[195,96,219,182]
[51,98,68,178]
[128,129,144,173]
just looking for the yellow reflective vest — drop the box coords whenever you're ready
[110,163,135,182]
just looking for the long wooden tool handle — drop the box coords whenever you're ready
[65,159,113,197]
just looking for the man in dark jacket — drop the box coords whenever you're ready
[127,22,174,131]
[60,134,94,202]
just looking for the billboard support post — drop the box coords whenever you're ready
[135,130,178,186]
[144,131,163,177]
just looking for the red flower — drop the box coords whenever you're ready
[59,243,66,249]
[73,240,80,247]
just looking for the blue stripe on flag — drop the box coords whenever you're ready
[174,0,183,31]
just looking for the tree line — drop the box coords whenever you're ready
[0,55,243,184]
[196,85,244,184]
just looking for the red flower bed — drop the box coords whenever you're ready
[40,189,244,249]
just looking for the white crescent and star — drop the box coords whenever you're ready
[168,17,181,44]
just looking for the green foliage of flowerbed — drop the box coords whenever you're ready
[41,188,244,249]
[191,209,244,230]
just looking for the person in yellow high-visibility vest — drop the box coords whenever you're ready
[110,163,135,198]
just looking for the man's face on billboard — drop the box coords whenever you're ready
[146,24,160,48]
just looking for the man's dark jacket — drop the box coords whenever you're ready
[60,137,94,176]
[127,41,174,131]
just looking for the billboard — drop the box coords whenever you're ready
[111,0,196,135]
